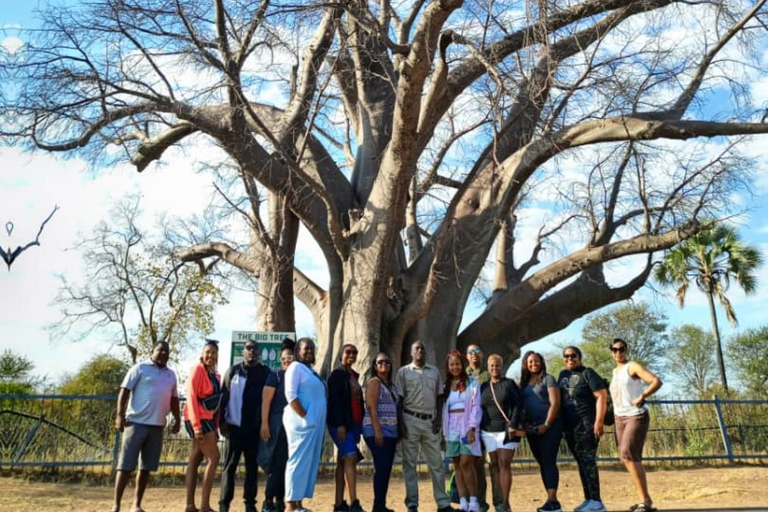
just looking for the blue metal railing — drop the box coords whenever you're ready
[1,395,766,473]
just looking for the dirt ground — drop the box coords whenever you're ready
[1,466,766,512]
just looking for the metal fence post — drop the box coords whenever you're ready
[713,396,735,464]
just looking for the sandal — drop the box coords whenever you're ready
[185,506,199,512]
[634,504,657,512]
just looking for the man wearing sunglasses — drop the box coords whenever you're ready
[219,340,275,512]
[464,345,497,512]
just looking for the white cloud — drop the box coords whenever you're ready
[1,36,22,54]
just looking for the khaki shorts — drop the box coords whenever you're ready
[116,422,165,472]
[614,411,650,462]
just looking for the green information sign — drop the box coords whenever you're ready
[230,331,295,371]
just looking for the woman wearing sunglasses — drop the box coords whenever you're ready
[609,338,663,512]
[327,344,366,512]
[363,353,401,512]
[557,346,609,512]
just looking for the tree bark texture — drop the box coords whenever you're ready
[14,0,768,374]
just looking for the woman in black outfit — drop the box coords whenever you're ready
[520,351,562,512]
[479,354,523,512]
[557,346,609,512]
[327,344,365,512]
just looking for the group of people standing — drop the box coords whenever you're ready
[108,336,662,512]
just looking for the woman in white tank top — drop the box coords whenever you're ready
[609,338,662,512]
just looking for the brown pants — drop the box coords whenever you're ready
[614,411,650,462]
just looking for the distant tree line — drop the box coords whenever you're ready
[544,302,768,399]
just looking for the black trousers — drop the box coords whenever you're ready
[563,418,601,502]
[265,423,288,503]
[220,424,261,508]
[527,420,563,492]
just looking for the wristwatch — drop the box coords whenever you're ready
[543,421,551,429]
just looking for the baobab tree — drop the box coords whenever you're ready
[5,0,768,372]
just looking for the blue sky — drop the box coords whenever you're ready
[3,2,768,387]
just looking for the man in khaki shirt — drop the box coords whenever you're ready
[396,340,451,512]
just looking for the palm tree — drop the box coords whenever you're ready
[655,223,763,396]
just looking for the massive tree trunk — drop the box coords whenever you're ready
[15,0,768,380]
[254,194,299,331]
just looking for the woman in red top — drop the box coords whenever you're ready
[184,340,222,512]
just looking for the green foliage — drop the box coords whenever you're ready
[58,354,130,395]
[729,326,768,397]
[0,349,40,394]
[50,195,228,363]
[655,222,763,395]
[580,302,669,377]
[683,429,715,457]
[667,325,718,398]
[655,223,763,325]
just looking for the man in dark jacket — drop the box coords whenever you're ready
[219,340,273,512]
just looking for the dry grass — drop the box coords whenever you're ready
[1,466,767,512]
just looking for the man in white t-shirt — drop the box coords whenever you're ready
[111,341,180,512]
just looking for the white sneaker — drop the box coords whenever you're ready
[573,501,591,512]
[580,501,607,512]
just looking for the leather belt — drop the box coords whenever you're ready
[404,409,433,420]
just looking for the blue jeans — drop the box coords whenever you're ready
[364,436,398,511]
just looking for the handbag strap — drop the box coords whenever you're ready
[489,381,511,424]
[376,376,398,403]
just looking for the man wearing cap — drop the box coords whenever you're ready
[219,340,274,512]
[112,341,180,512]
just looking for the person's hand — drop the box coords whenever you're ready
[399,424,408,440]
[220,423,230,438]
[431,418,441,435]
[374,429,385,447]
[514,429,527,437]
[594,421,604,440]
[467,428,476,444]
[537,424,549,435]
[171,417,180,434]
[195,429,204,443]
[631,396,646,408]
[260,423,271,442]
[115,414,125,432]
[337,425,347,443]
[440,438,446,452]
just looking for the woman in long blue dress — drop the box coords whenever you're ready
[283,337,327,512]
